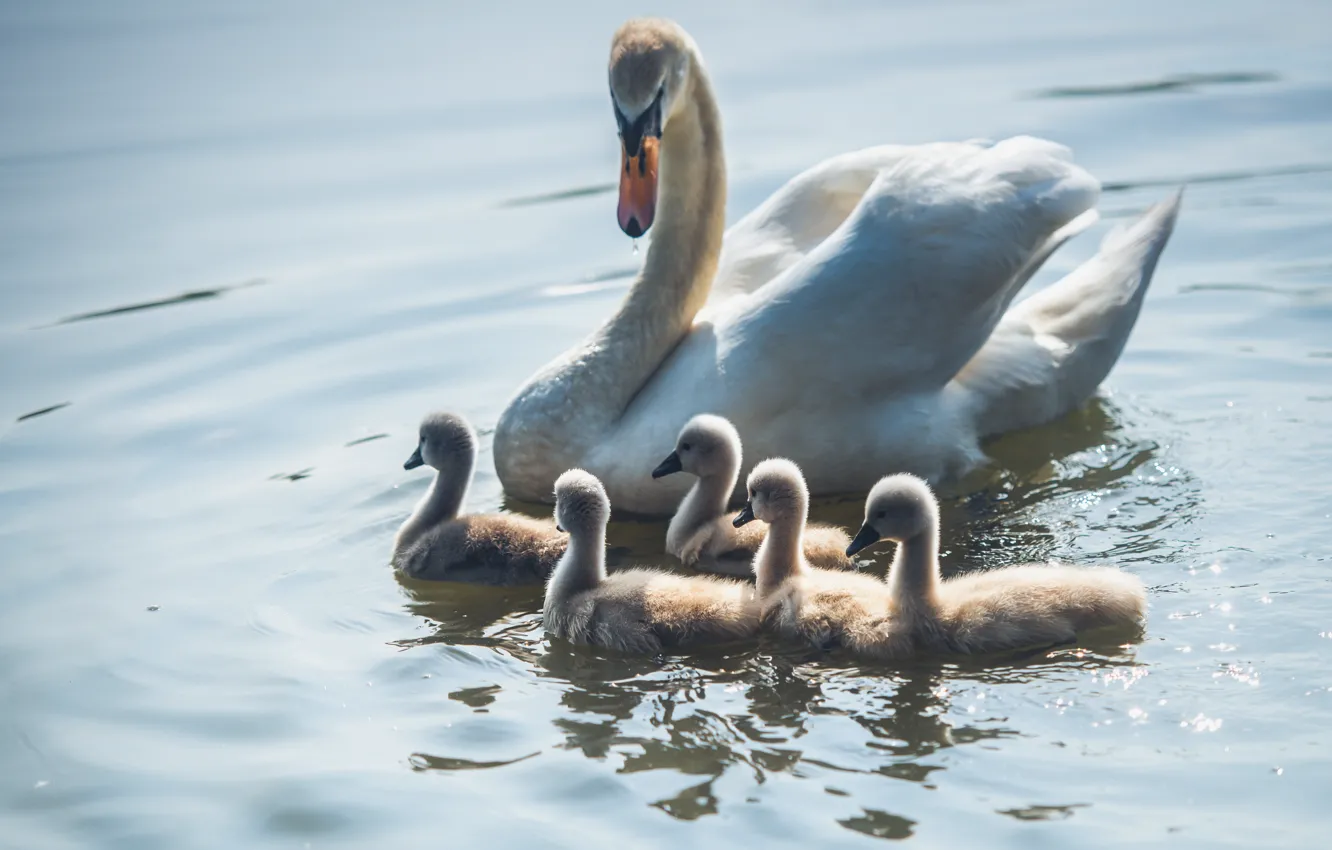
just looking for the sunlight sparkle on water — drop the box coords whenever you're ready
[1214,664,1260,687]
[1182,714,1224,733]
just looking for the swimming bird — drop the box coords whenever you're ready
[543,469,760,653]
[494,16,1182,515]
[736,459,900,654]
[846,473,1147,654]
[393,412,566,585]
[653,413,851,574]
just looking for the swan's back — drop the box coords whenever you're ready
[395,514,565,585]
[937,564,1146,652]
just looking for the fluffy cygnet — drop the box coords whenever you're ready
[736,459,900,653]
[847,473,1147,655]
[543,469,760,653]
[653,414,852,575]
[392,412,566,585]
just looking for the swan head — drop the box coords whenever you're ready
[609,17,694,238]
[553,468,611,536]
[734,458,808,528]
[405,412,476,473]
[652,414,741,481]
[847,474,938,556]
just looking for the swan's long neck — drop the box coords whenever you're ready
[546,525,607,607]
[667,454,740,551]
[755,503,807,598]
[394,457,471,552]
[495,58,726,491]
[604,67,727,411]
[888,526,942,616]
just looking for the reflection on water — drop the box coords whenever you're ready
[408,750,541,772]
[15,402,71,423]
[394,558,1149,830]
[1032,70,1280,99]
[501,182,618,208]
[2,0,1332,847]
[1101,161,1332,194]
[500,636,1146,833]
[46,278,267,327]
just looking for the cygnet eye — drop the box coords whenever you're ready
[876,511,887,520]
[680,442,692,452]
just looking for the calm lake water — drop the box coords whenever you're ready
[2,1,1331,847]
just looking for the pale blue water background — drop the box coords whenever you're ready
[1,1,1330,847]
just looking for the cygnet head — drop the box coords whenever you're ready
[733,458,808,528]
[553,469,611,537]
[608,17,696,237]
[404,412,476,472]
[846,474,939,557]
[652,414,741,481]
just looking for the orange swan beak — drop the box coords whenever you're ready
[617,135,659,238]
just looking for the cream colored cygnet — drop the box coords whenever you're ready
[392,412,565,585]
[736,459,900,654]
[542,469,760,653]
[846,473,1147,655]
[653,414,852,575]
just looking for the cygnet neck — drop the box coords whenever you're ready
[396,451,473,551]
[755,497,807,598]
[888,524,942,614]
[667,442,741,548]
[550,518,608,600]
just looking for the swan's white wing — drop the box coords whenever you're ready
[708,146,917,305]
[710,136,1100,399]
[947,190,1183,436]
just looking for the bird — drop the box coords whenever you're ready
[736,458,901,655]
[845,473,1147,655]
[393,412,566,585]
[652,413,851,574]
[493,16,1182,515]
[542,468,761,653]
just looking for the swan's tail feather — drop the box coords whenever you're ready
[948,189,1183,438]
[1007,208,1100,298]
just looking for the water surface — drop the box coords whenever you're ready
[2,1,1331,847]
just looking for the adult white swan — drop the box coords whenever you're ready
[494,17,1181,516]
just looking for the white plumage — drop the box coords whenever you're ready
[495,18,1181,515]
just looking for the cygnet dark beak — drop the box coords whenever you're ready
[556,523,566,533]
[403,446,424,470]
[652,450,683,479]
[732,501,756,527]
[846,524,882,557]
